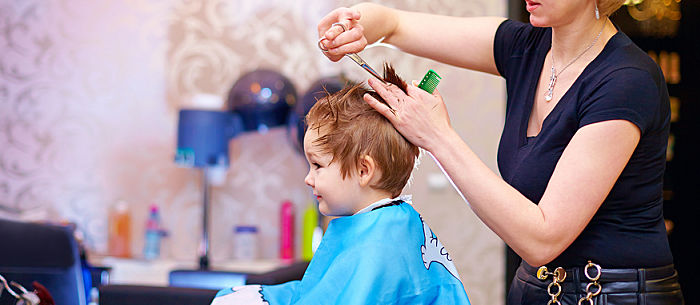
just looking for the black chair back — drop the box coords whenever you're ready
[0,219,86,305]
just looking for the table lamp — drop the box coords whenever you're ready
[175,69,296,269]
[175,109,241,269]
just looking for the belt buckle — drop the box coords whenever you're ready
[537,266,566,282]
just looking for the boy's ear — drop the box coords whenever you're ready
[357,155,379,187]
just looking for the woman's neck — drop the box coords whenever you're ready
[550,17,611,66]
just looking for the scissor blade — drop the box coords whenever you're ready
[346,53,385,83]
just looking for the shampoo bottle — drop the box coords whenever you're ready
[108,200,131,258]
[280,200,295,262]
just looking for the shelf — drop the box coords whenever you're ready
[90,256,285,286]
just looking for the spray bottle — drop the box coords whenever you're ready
[143,204,162,260]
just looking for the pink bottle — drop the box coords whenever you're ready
[280,200,295,262]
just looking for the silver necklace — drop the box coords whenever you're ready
[545,22,606,102]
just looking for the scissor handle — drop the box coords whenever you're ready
[318,22,385,83]
[318,22,348,52]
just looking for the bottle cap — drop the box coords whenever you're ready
[234,225,258,233]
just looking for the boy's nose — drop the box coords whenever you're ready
[304,171,314,187]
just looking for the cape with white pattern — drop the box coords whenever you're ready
[212,197,470,305]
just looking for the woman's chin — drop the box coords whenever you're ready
[529,15,549,28]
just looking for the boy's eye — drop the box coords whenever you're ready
[312,163,321,169]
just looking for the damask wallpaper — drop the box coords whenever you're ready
[0,0,506,303]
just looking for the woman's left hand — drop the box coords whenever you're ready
[363,77,453,152]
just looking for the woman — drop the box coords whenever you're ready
[317,1,683,304]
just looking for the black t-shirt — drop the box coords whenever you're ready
[494,20,673,268]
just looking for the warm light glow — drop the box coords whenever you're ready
[625,0,681,37]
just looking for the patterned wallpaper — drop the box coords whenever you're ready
[0,0,506,303]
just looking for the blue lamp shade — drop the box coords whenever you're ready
[287,76,349,153]
[175,109,242,168]
[226,69,297,132]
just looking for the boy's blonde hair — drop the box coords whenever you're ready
[306,64,419,198]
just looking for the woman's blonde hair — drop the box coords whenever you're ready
[305,64,418,198]
[598,0,625,17]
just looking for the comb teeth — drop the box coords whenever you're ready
[418,69,442,94]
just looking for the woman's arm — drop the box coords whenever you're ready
[364,79,641,266]
[318,3,505,75]
[432,120,639,266]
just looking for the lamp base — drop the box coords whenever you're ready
[199,255,209,270]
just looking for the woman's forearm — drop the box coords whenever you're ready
[428,129,556,265]
[351,3,400,45]
[427,120,639,267]
[352,3,504,74]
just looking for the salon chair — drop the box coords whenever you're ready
[0,219,86,305]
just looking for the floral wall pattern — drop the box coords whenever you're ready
[0,0,506,303]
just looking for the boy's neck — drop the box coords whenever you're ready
[352,189,395,214]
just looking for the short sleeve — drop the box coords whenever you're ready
[493,19,544,79]
[578,68,661,135]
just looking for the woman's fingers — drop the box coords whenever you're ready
[317,7,360,38]
[325,24,364,48]
[367,76,451,150]
[367,78,402,109]
[407,79,441,99]
[406,80,427,98]
[318,8,363,61]
[324,39,367,57]
[363,93,397,123]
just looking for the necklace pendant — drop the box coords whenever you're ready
[545,68,556,102]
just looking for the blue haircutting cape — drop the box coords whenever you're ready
[211,201,470,305]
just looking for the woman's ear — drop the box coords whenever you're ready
[357,155,379,187]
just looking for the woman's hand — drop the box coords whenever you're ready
[317,7,366,62]
[363,77,453,152]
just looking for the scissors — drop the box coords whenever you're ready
[318,22,386,83]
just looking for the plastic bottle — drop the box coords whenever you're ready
[301,203,318,261]
[108,200,131,258]
[280,200,295,261]
[143,204,162,260]
[233,225,258,260]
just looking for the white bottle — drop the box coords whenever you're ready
[233,225,258,260]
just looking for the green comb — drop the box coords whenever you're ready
[418,69,442,94]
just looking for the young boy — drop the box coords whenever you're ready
[211,66,470,305]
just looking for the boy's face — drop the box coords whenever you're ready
[303,127,363,216]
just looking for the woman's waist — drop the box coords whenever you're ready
[548,224,673,268]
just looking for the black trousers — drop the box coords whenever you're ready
[507,262,684,305]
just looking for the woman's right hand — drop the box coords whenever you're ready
[317,7,366,62]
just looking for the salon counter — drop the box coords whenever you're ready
[90,256,284,286]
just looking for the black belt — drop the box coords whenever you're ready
[521,262,676,283]
[518,262,682,295]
